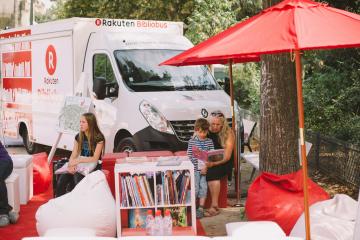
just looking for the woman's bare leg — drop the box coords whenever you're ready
[208,180,220,208]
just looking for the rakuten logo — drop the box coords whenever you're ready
[45,45,57,75]
[95,18,102,26]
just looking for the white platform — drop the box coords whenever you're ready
[11,154,33,204]
[5,172,20,213]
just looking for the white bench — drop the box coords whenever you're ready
[11,154,33,204]
[5,172,20,213]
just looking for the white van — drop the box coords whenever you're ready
[0,18,242,154]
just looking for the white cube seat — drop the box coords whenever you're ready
[226,221,286,239]
[11,154,33,204]
[44,227,96,237]
[5,172,20,213]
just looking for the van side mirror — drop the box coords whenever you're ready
[93,77,106,100]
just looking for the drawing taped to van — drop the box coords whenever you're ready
[0,18,242,154]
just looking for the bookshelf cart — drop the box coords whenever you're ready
[114,159,196,237]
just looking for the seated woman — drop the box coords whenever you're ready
[56,112,105,197]
[205,110,235,217]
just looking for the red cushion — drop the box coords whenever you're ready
[205,176,228,208]
[32,152,51,195]
[102,152,128,163]
[174,151,187,156]
[102,152,128,197]
[129,151,174,157]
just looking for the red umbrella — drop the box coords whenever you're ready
[161,1,360,239]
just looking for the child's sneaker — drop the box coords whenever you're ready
[8,211,19,224]
[0,214,10,227]
[196,207,204,219]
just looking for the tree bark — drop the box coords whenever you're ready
[260,52,300,174]
[259,1,301,174]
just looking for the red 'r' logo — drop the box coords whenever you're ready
[45,45,57,75]
[95,19,102,26]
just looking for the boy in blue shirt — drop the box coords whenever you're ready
[187,118,214,218]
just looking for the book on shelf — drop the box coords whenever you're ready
[121,173,154,207]
[192,146,224,162]
[155,170,191,205]
[128,208,149,228]
[121,170,191,207]
[163,207,187,227]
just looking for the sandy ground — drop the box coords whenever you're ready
[3,137,258,237]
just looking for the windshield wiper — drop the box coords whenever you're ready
[174,85,217,91]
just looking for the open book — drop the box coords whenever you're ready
[192,146,224,162]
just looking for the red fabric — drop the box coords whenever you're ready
[102,152,128,197]
[32,152,51,195]
[205,176,228,208]
[101,169,111,187]
[0,187,53,240]
[161,0,360,66]
[245,170,329,234]
[129,151,174,157]
[174,151,187,156]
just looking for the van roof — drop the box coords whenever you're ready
[0,18,184,38]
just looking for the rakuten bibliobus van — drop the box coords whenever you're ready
[0,18,237,153]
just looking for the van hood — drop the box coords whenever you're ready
[136,91,232,121]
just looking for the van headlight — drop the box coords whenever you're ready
[139,100,174,134]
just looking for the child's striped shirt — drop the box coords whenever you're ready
[187,135,214,171]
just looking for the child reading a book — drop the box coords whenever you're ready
[187,118,214,218]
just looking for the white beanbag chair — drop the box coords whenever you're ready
[36,170,116,237]
[290,194,357,240]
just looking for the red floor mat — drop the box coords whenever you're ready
[0,186,53,240]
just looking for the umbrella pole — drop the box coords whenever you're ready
[295,50,311,240]
[228,60,241,207]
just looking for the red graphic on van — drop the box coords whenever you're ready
[95,19,102,26]
[45,45,57,75]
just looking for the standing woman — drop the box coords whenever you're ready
[205,110,235,216]
[56,112,105,197]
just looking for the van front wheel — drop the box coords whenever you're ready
[115,137,137,153]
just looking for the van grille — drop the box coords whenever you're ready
[170,118,233,142]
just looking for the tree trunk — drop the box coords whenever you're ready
[260,0,301,174]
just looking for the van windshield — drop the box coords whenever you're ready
[114,49,220,92]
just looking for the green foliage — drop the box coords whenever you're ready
[233,63,261,113]
[303,48,360,144]
[185,0,237,44]
[54,0,194,22]
[233,0,262,20]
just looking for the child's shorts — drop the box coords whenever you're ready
[195,171,207,198]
